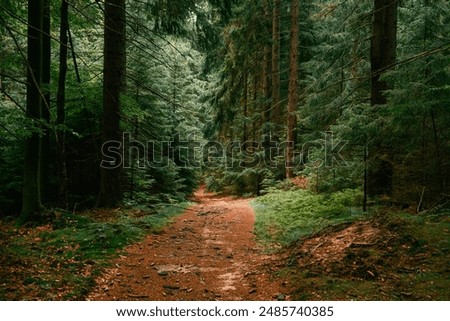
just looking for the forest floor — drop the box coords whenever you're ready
[281,214,450,300]
[87,187,450,301]
[1,188,448,300]
[87,188,290,300]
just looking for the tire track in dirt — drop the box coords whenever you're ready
[88,189,289,301]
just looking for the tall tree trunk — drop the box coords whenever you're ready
[243,69,248,143]
[262,49,271,133]
[56,0,69,209]
[20,0,44,223]
[271,0,281,128]
[371,0,397,106]
[262,0,272,136]
[369,0,397,196]
[286,0,299,179]
[98,0,126,207]
[40,0,51,204]
[252,73,258,144]
[430,108,443,192]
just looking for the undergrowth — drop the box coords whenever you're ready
[0,203,190,300]
[252,188,364,246]
[289,211,450,300]
[252,187,449,300]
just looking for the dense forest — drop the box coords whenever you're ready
[1,0,449,220]
[0,0,449,301]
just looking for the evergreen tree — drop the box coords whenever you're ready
[56,0,69,209]
[383,0,450,206]
[271,0,282,127]
[286,0,299,179]
[20,0,46,223]
[98,0,126,207]
[368,0,398,196]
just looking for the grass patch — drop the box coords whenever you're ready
[0,202,190,300]
[252,188,364,246]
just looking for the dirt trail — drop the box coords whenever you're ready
[88,189,289,301]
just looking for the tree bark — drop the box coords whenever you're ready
[369,0,398,196]
[20,0,44,223]
[56,0,69,209]
[252,73,259,143]
[370,0,397,106]
[243,69,248,143]
[286,0,299,179]
[40,0,51,204]
[271,0,281,127]
[262,0,272,136]
[98,0,126,207]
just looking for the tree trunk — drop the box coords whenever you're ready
[262,0,271,136]
[286,0,299,179]
[370,0,397,106]
[243,69,248,143]
[56,0,69,209]
[430,108,443,192]
[20,0,44,223]
[369,0,397,196]
[271,0,281,128]
[98,0,126,207]
[40,0,51,204]
[252,73,258,144]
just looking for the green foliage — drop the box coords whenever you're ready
[122,36,205,204]
[252,188,364,246]
[0,0,211,215]
[0,139,23,216]
[0,0,449,221]
[293,0,450,206]
[205,163,275,196]
[380,0,450,204]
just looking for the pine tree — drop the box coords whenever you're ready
[56,0,69,209]
[271,0,281,127]
[286,0,299,179]
[98,0,126,207]
[20,0,46,223]
[383,0,450,206]
[369,0,398,196]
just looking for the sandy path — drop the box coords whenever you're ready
[88,189,288,301]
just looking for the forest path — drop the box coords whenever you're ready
[88,188,289,301]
